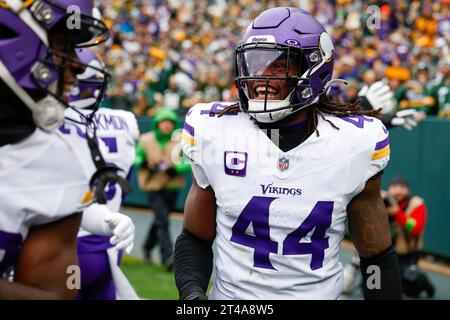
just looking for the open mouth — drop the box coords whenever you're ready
[253,84,280,100]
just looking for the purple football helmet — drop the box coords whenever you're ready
[235,7,335,123]
[0,0,110,131]
[68,47,110,110]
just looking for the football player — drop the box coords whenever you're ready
[0,0,109,299]
[358,81,426,131]
[174,8,402,300]
[64,47,139,300]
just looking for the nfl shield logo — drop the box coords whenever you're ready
[277,156,289,171]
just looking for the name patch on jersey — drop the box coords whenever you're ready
[94,114,129,131]
[60,115,129,139]
[224,151,248,177]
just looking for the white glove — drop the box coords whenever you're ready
[81,203,135,254]
[105,214,135,254]
[390,109,420,131]
[359,80,396,114]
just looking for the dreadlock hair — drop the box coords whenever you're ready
[218,95,381,137]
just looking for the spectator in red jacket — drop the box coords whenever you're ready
[386,176,426,242]
[385,175,434,298]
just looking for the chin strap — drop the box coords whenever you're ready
[85,121,132,204]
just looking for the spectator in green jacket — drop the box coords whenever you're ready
[135,108,190,271]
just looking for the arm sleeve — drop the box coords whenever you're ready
[173,229,213,300]
[360,244,402,300]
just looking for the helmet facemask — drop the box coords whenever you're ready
[66,48,111,125]
[28,0,110,48]
[235,42,326,123]
[29,0,110,108]
[0,0,110,131]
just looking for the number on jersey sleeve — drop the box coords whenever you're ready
[200,102,239,117]
[341,115,373,128]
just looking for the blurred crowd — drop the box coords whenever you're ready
[96,0,450,118]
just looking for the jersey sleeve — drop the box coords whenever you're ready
[125,111,140,142]
[366,120,390,180]
[346,118,390,200]
[181,105,210,189]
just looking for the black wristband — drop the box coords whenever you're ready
[174,229,213,300]
[360,244,402,300]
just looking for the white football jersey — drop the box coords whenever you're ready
[62,108,139,237]
[0,129,92,277]
[182,102,390,300]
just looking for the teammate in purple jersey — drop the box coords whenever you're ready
[174,7,402,300]
[0,0,109,299]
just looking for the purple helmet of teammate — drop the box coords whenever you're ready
[0,0,109,131]
[235,7,335,123]
[69,47,110,110]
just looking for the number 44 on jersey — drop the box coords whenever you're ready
[231,196,333,271]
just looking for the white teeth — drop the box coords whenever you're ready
[256,86,277,94]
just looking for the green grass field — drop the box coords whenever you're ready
[121,256,178,300]
[122,254,450,300]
